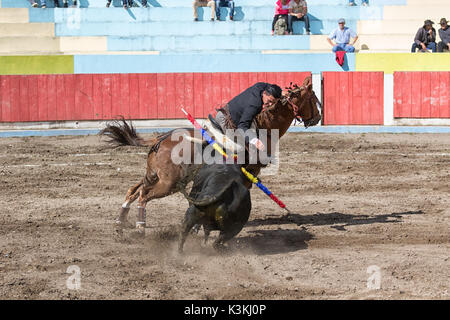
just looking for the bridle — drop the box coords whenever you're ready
[285,84,322,128]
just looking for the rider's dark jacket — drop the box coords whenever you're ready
[227,82,271,132]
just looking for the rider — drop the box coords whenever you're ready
[214,82,282,151]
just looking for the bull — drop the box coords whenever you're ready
[178,164,251,253]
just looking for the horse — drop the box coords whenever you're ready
[99,76,321,236]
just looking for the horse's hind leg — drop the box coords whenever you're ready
[135,176,178,236]
[116,179,144,230]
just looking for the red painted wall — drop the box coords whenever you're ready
[323,72,384,125]
[394,72,450,118]
[0,72,311,122]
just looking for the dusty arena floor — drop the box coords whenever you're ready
[0,132,449,300]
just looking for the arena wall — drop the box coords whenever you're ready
[0,0,449,128]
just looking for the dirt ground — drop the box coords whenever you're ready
[0,132,449,300]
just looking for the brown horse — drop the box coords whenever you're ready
[99,77,321,235]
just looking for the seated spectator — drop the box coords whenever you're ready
[438,18,450,52]
[107,0,143,9]
[288,0,310,35]
[327,18,358,52]
[215,0,235,21]
[411,20,437,53]
[272,0,290,36]
[193,0,217,21]
[348,0,368,6]
[55,0,69,7]
[33,0,72,8]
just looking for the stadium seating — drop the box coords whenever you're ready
[0,0,448,74]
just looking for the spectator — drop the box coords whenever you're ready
[272,0,290,36]
[107,0,140,9]
[193,0,217,21]
[327,18,358,52]
[438,18,450,52]
[55,0,69,7]
[349,0,368,6]
[411,20,437,53]
[288,0,310,35]
[215,0,235,21]
[33,0,70,8]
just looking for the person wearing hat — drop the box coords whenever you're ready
[438,18,450,52]
[411,20,437,53]
[327,18,358,53]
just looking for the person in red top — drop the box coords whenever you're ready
[272,0,290,35]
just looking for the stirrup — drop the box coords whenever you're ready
[208,114,224,134]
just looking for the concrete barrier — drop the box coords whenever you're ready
[0,55,73,75]
[356,53,450,74]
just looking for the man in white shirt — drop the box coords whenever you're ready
[327,18,358,52]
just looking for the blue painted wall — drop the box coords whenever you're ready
[74,53,355,74]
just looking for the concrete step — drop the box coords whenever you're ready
[357,20,446,35]
[55,19,358,36]
[59,36,107,53]
[26,6,383,23]
[407,0,449,4]
[1,0,408,8]
[0,22,54,36]
[0,8,28,22]
[383,6,449,20]
[0,36,60,53]
[310,34,415,51]
[0,36,106,54]
[108,34,310,51]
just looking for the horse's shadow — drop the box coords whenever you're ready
[246,210,424,231]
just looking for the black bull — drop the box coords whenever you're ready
[178,164,251,253]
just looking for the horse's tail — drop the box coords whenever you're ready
[99,117,154,148]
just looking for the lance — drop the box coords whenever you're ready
[181,108,291,214]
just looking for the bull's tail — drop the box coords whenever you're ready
[99,117,153,148]
[180,179,237,207]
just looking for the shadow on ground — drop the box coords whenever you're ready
[246,210,424,231]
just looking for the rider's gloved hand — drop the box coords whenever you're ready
[249,137,265,152]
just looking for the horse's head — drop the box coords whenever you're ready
[285,77,322,128]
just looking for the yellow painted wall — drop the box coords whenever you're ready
[356,53,450,74]
[0,55,74,75]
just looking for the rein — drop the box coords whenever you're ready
[285,85,314,123]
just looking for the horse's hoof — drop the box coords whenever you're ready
[115,219,134,229]
[128,224,146,239]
